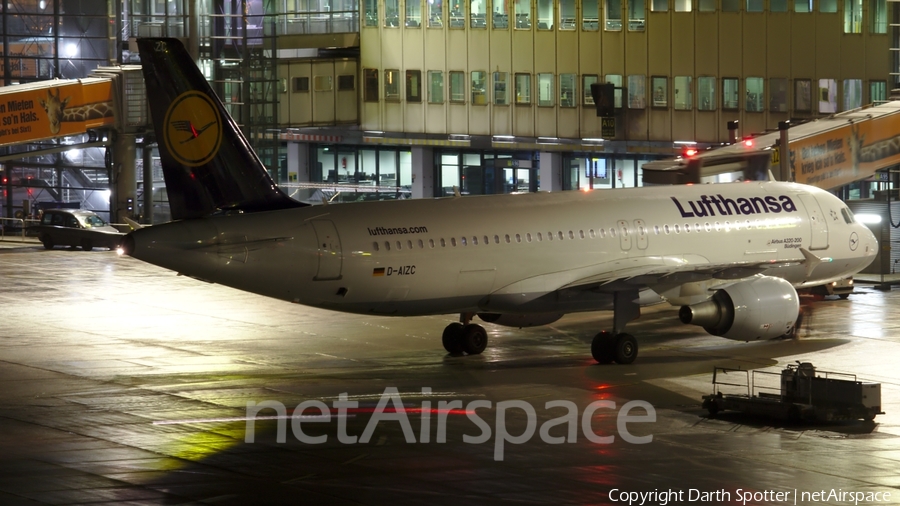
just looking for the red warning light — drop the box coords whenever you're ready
[743,139,754,148]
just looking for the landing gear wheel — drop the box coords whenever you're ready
[613,333,638,364]
[461,324,488,355]
[838,293,850,300]
[442,322,465,354]
[591,331,615,363]
[40,235,54,250]
[81,239,93,252]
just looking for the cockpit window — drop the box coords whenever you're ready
[841,207,855,224]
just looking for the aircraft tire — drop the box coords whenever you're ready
[613,334,638,364]
[442,322,465,354]
[591,331,615,363]
[461,324,488,355]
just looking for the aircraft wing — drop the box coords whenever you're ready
[486,251,809,311]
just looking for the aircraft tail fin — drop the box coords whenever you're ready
[137,38,305,220]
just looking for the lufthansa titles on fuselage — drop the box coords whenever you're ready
[671,194,798,219]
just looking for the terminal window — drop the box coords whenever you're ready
[769,78,788,112]
[794,79,812,112]
[651,76,667,107]
[428,71,444,103]
[450,71,465,102]
[364,69,378,101]
[723,77,739,110]
[697,76,715,111]
[494,72,509,105]
[384,70,400,100]
[627,75,645,109]
[538,73,554,106]
[870,0,887,32]
[515,73,532,104]
[583,75,599,105]
[673,76,692,110]
[583,0,600,29]
[561,74,577,107]
[406,70,421,102]
[843,79,862,110]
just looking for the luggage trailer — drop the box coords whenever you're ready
[702,363,883,422]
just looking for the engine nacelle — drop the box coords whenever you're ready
[678,276,799,341]
[477,313,564,328]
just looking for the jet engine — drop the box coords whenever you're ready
[678,276,799,341]
[477,313,564,328]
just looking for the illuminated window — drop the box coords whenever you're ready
[560,74,577,107]
[450,71,465,102]
[583,0,600,29]
[723,77,739,110]
[844,0,862,32]
[746,77,764,112]
[538,73,554,106]
[606,0,622,30]
[697,76,715,111]
[515,73,532,104]
[385,0,400,26]
[471,0,487,27]
[795,79,812,112]
[472,71,487,105]
[870,0,887,32]
[406,70,421,102]
[406,0,422,26]
[627,75,645,109]
[674,76,691,110]
[494,72,508,105]
[428,71,443,104]
[384,70,400,100]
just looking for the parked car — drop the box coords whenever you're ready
[31,209,123,251]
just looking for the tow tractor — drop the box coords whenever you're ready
[702,362,883,422]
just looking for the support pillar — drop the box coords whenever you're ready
[142,144,153,224]
[288,142,311,183]
[411,146,434,199]
[113,133,137,224]
[539,151,562,192]
[778,120,791,182]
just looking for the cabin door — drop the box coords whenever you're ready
[311,220,343,280]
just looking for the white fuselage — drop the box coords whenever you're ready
[129,181,877,319]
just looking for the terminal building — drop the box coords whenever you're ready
[0,0,897,222]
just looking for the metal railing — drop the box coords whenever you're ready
[0,217,38,242]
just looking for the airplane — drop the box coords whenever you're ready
[121,38,878,364]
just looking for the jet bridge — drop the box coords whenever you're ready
[643,100,900,190]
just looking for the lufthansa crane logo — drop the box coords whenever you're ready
[163,91,222,167]
[849,231,859,251]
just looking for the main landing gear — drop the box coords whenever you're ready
[442,313,488,355]
[591,289,641,365]
[591,332,638,364]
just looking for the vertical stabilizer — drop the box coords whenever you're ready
[137,38,304,220]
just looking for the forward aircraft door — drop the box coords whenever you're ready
[311,220,342,280]
[797,194,829,250]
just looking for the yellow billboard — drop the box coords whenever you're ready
[792,113,900,189]
[0,79,115,147]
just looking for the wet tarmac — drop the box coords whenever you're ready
[0,242,898,505]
